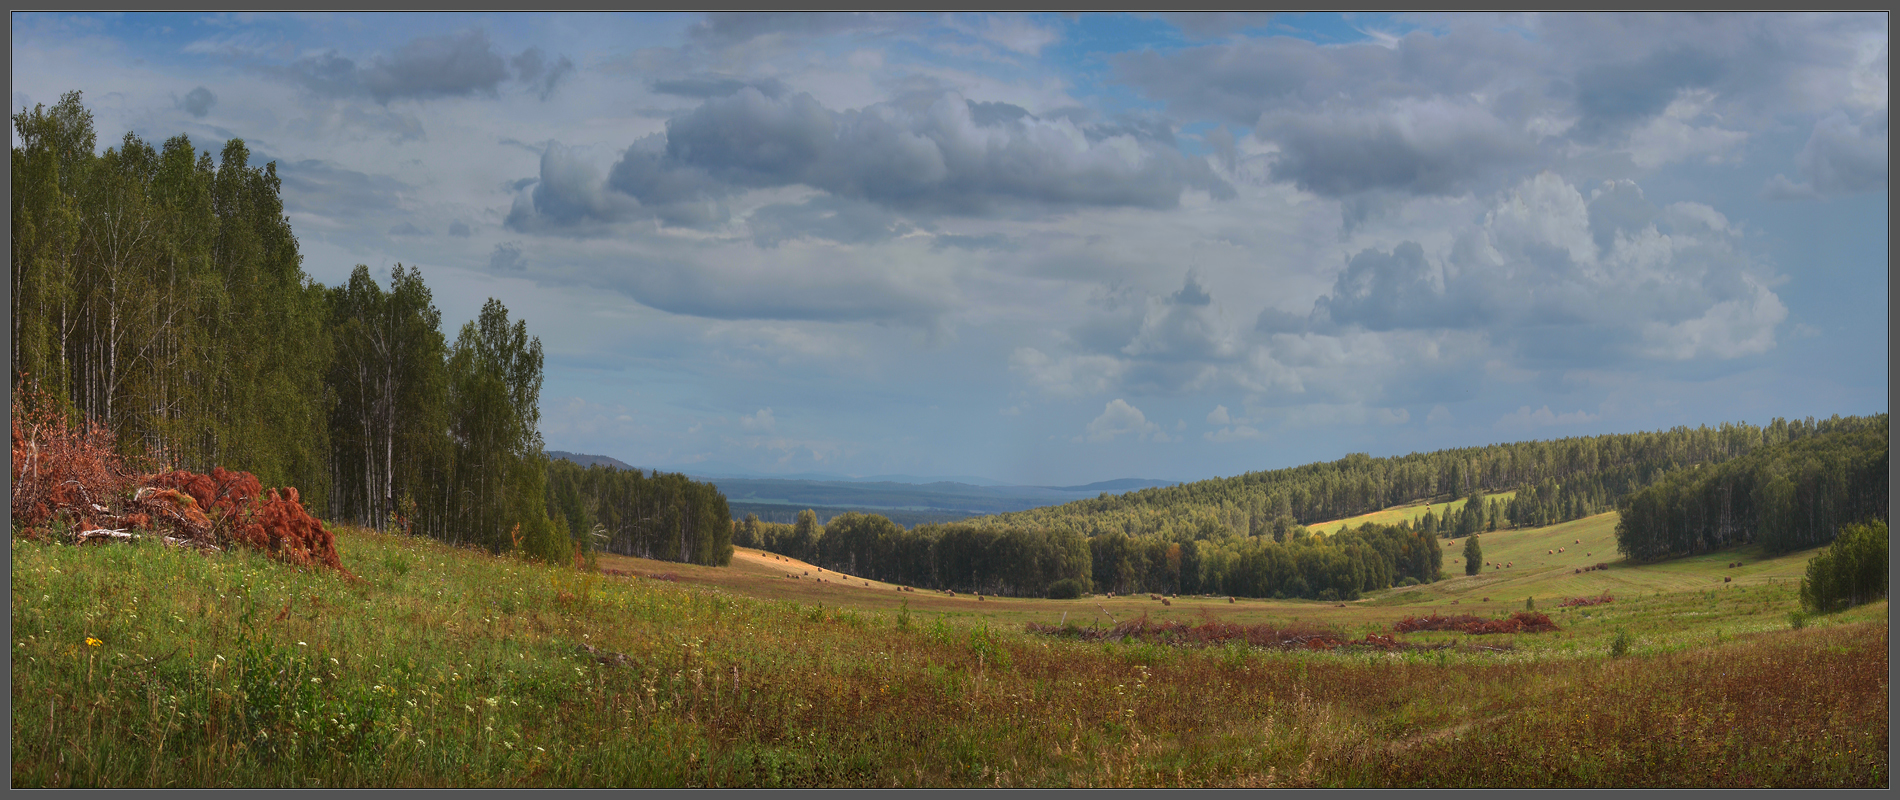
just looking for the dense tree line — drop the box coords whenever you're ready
[545,459,733,566]
[974,417,1872,541]
[1615,416,1888,561]
[11,91,730,566]
[734,509,1440,601]
[13,92,328,502]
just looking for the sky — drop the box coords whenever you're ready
[12,12,1888,485]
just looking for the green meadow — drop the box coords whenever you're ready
[11,511,1887,788]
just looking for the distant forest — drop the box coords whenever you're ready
[740,414,1887,599]
[968,415,1886,543]
[11,91,729,565]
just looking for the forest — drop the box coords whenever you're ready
[968,415,1883,543]
[734,507,1442,601]
[1614,416,1888,561]
[10,90,727,565]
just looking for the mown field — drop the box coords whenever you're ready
[1306,491,1516,536]
[11,511,1888,788]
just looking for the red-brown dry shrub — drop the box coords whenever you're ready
[229,486,354,579]
[1558,593,1615,608]
[11,384,351,579]
[1393,610,1560,635]
[10,386,134,535]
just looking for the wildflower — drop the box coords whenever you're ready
[85,637,102,648]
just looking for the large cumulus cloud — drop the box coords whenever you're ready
[1113,13,1887,199]
[506,87,1236,234]
[1309,172,1787,363]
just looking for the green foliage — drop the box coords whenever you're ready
[11,92,597,564]
[1463,536,1482,577]
[1046,578,1087,599]
[544,459,733,566]
[971,420,1830,544]
[1609,628,1633,658]
[1799,519,1889,613]
[1616,418,1888,560]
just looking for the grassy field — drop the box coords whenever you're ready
[1307,491,1517,536]
[11,511,1888,787]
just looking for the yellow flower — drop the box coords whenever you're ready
[85,637,102,648]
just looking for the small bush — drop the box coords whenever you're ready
[1396,576,1419,588]
[1046,578,1087,600]
[1799,519,1888,613]
[1609,628,1633,658]
[1788,609,1809,630]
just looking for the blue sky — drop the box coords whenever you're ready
[13,12,1887,484]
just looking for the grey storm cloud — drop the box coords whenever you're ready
[387,221,430,236]
[1260,102,1537,198]
[489,241,527,271]
[1313,241,1482,331]
[1567,46,1726,142]
[179,86,216,118]
[274,158,409,221]
[362,29,509,103]
[1766,110,1889,198]
[448,221,473,237]
[507,86,1235,235]
[511,47,576,101]
[274,29,574,104]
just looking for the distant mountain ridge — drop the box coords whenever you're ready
[546,451,636,471]
[543,450,1177,520]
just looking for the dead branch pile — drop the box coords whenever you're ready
[12,389,353,579]
[1392,611,1560,635]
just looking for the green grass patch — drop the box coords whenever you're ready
[11,518,1887,788]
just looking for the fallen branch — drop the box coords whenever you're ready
[578,641,633,668]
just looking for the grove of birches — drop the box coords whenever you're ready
[13,91,1888,604]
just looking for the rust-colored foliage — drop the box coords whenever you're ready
[1558,593,1615,608]
[11,382,352,579]
[10,383,134,535]
[1393,611,1560,635]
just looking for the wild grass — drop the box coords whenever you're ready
[12,520,1887,787]
[1308,491,1518,536]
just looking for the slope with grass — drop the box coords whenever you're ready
[1306,491,1517,536]
[11,514,1886,788]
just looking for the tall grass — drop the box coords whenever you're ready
[11,525,1887,787]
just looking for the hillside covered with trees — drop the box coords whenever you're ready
[10,91,728,565]
[1615,416,1888,561]
[967,416,1883,543]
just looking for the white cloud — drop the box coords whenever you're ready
[1426,404,1453,425]
[1207,404,1231,425]
[1075,398,1170,443]
[1623,89,1748,169]
[1375,407,1409,425]
[739,407,777,433]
